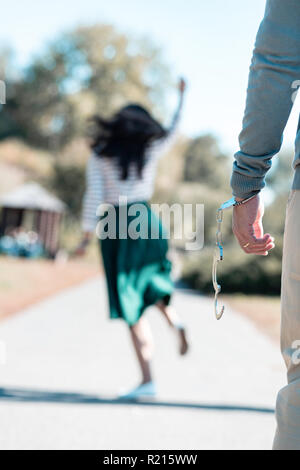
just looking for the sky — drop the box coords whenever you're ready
[1,0,299,154]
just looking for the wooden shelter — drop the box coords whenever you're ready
[0,183,65,257]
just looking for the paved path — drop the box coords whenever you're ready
[0,278,285,450]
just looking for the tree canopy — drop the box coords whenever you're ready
[0,25,171,151]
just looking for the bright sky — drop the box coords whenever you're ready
[1,0,299,153]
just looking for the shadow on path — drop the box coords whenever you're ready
[0,387,274,414]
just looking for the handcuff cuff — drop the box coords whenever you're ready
[212,194,256,320]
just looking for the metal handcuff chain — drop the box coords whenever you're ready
[212,195,256,320]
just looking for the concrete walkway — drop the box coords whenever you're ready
[0,278,285,450]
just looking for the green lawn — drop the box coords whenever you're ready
[0,256,99,320]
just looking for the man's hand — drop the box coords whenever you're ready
[232,194,275,256]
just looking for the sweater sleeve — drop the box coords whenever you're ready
[81,154,103,232]
[231,0,300,199]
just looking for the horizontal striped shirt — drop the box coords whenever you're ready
[82,98,183,232]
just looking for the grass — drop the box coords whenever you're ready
[0,211,103,322]
[224,294,281,343]
[0,255,100,321]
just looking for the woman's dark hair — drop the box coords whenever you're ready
[90,104,167,180]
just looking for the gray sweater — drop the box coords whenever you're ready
[231,0,300,199]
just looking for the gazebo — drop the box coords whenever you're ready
[0,183,65,257]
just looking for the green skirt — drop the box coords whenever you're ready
[100,202,173,326]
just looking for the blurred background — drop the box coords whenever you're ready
[0,0,297,450]
[0,0,298,338]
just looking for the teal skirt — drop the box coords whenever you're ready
[100,202,173,326]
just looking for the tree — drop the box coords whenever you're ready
[48,163,85,218]
[266,149,294,194]
[182,134,230,190]
[0,25,171,151]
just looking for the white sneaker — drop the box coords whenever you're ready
[119,381,157,400]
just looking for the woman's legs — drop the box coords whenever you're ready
[124,302,188,399]
[129,316,154,384]
[156,301,189,355]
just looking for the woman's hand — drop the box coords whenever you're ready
[179,77,187,95]
[73,243,87,257]
[73,233,92,257]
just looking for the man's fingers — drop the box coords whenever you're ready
[234,226,266,243]
[236,234,273,249]
[242,240,275,252]
[243,236,275,251]
[240,232,273,245]
[246,243,275,254]
[235,231,275,254]
[246,248,270,256]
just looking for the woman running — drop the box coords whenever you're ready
[76,78,188,399]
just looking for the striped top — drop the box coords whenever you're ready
[82,97,183,232]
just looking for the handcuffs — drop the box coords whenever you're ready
[212,195,256,320]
